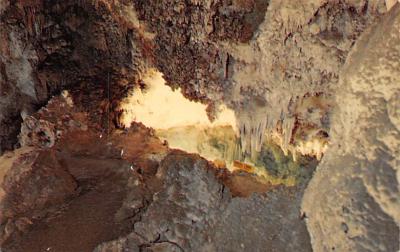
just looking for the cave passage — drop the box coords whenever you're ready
[0,1,398,251]
[118,69,315,187]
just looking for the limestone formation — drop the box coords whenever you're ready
[302,4,400,252]
[0,1,399,251]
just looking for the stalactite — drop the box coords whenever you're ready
[237,106,276,161]
[236,103,299,161]
[281,117,295,155]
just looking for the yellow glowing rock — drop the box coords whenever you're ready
[118,69,236,130]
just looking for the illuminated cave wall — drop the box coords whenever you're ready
[0,0,394,158]
[0,1,399,250]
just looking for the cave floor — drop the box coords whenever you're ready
[1,128,165,251]
[0,127,314,252]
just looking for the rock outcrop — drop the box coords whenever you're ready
[132,0,387,158]
[0,0,148,154]
[302,4,400,252]
[0,93,314,252]
[1,0,392,158]
[0,1,399,251]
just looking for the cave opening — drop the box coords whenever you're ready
[117,69,317,188]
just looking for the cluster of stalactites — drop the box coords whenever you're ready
[236,102,295,160]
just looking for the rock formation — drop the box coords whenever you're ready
[302,4,400,251]
[0,0,399,251]
[0,91,315,251]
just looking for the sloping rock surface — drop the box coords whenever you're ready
[302,4,400,252]
[0,94,313,252]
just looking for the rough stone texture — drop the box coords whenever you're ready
[302,4,400,252]
[132,152,231,252]
[0,0,148,154]
[0,0,392,158]
[213,187,312,252]
[133,0,269,103]
[132,0,389,158]
[0,94,169,250]
[0,16,39,153]
[0,149,78,245]
[225,0,388,157]
[18,91,88,148]
[95,155,313,252]
[1,97,314,252]
[94,152,230,252]
[0,1,399,251]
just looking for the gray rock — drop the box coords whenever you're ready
[96,152,313,252]
[302,4,400,251]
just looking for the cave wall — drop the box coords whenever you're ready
[0,1,38,153]
[0,0,149,154]
[302,4,400,251]
[132,0,387,158]
[0,1,399,250]
[0,0,391,156]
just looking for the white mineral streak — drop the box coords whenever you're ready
[7,31,38,101]
[303,4,400,251]
[120,0,390,162]
[221,0,329,159]
[220,0,389,160]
